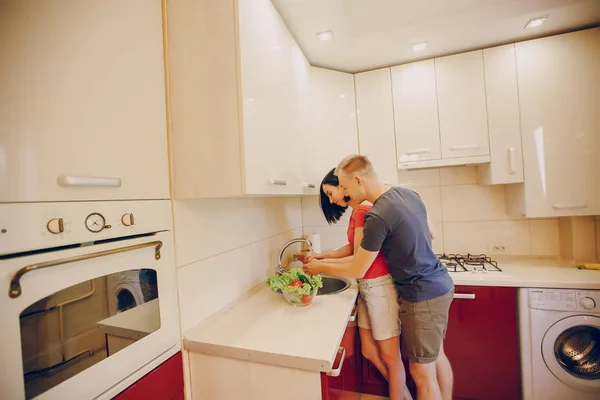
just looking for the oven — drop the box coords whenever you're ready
[0,200,180,400]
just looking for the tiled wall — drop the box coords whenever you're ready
[596,216,600,261]
[173,198,303,333]
[303,166,561,257]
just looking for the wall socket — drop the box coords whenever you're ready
[489,244,507,254]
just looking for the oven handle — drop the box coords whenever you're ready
[9,240,162,299]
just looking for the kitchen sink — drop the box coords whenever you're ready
[317,276,351,296]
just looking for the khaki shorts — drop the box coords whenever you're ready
[399,288,454,364]
[357,274,401,341]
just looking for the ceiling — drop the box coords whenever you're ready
[271,0,600,73]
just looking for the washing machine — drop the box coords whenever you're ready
[519,288,600,400]
[106,270,145,316]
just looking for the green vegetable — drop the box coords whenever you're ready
[265,268,323,296]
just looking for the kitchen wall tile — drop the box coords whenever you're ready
[596,221,600,261]
[303,225,349,253]
[397,168,440,188]
[441,184,509,222]
[173,198,302,267]
[443,221,530,255]
[413,186,443,223]
[431,222,444,254]
[439,166,478,186]
[529,219,560,256]
[301,197,351,228]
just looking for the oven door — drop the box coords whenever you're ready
[0,231,179,400]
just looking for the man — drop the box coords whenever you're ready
[304,155,454,400]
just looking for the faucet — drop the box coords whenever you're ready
[276,238,312,275]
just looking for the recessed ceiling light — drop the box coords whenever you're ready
[412,42,428,52]
[316,30,333,41]
[525,16,548,29]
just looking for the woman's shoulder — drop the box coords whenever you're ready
[357,202,372,212]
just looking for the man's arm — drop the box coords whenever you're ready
[303,246,378,279]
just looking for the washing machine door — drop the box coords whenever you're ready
[542,315,600,393]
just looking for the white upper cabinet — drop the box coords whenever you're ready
[392,60,441,165]
[506,28,600,217]
[435,51,490,160]
[355,68,398,186]
[478,44,524,185]
[302,67,358,195]
[0,0,170,202]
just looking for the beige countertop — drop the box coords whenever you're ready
[96,298,160,340]
[449,256,600,289]
[184,284,359,373]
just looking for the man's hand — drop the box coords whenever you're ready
[303,259,322,275]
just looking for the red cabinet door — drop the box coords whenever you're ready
[444,286,521,400]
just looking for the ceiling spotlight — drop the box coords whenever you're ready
[412,42,428,52]
[525,16,548,29]
[316,30,333,41]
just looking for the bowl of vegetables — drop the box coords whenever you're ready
[265,268,323,307]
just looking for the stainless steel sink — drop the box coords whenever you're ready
[317,276,351,296]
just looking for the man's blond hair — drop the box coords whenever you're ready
[335,154,377,179]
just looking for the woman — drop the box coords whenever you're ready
[305,168,413,400]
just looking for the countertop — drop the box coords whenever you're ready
[449,256,600,289]
[184,284,359,373]
[96,298,160,340]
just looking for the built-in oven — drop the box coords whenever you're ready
[0,200,180,400]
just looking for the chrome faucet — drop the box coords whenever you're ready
[276,238,312,275]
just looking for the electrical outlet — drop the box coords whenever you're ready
[489,244,507,254]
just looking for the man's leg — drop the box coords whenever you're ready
[409,360,442,400]
[435,343,453,400]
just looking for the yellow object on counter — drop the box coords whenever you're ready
[576,263,600,270]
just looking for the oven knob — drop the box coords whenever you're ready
[121,213,135,226]
[47,218,64,234]
[581,297,596,310]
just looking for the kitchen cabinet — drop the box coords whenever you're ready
[355,68,398,186]
[302,67,359,194]
[167,0,311,198]
[392,60,442,165]
[478,44,524,185]
[0,0,170,202]
[444,286,520,400]
[435,50,490,161]
[506,27,600,218]
[113,351,184,400]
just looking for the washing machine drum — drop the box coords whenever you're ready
[543,315,600,393]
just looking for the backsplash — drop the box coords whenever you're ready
[596,216,600,261]
[302,166,561,257]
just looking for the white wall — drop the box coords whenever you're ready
[303,166,561,257]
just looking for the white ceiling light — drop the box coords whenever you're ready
[525,16,548,29]
[411,42,428,52]
[316,30,333,41]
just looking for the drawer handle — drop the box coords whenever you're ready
[552,203,587,210]
[405,148,431,155]
[450,144,479,151]
[348,304,358,322]
[453,293,476,300]
[57,175,121,187]
[327,347,346,377]
[268,178,287,186]
[303,183,316,189]
[508,148,516,174]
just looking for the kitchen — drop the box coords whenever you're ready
[1,0,600,399]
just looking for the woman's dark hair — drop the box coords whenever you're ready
[319,168,348,225]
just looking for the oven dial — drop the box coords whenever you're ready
[580,297,596,310]
[121,213,135,226]
[85,213,110,233]
[46,218,64,234]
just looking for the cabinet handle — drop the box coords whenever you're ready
[450,144,479,151]
[405,148,431,155]
[348,304,358,322]
[57,175,121,187]
[268,178,287,186]
[303,183,316,189]
[553,203,587,210]
[382,181,391,186]
[453,293,476,300]
[327,347,346,377]
[508,148,516,174]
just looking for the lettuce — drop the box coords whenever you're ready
[265,268,323,295]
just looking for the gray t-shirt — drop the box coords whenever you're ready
[361,187,453,302]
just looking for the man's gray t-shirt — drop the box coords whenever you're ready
[361,187,453,302]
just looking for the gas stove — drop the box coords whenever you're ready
[437,253,503,273]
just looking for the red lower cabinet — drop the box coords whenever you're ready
[112,352,184,400]
[444,286,521,400]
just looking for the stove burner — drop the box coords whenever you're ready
[437,253,502,272]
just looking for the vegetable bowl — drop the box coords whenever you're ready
[265,268,323,307]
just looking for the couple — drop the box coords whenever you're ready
[303,155,454,400]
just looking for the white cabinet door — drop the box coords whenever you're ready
[436,51,490,159]
[478,44,524,185]
[392,60,441,164]
[515,28,600,217]
[0,0,169,202]
[355,68,398,186]
[302,68,358,195]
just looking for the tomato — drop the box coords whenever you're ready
[289,280,303,288]
[301,295,313,304]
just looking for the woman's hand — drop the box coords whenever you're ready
[304,253,325,264]
[303,259,322,276]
